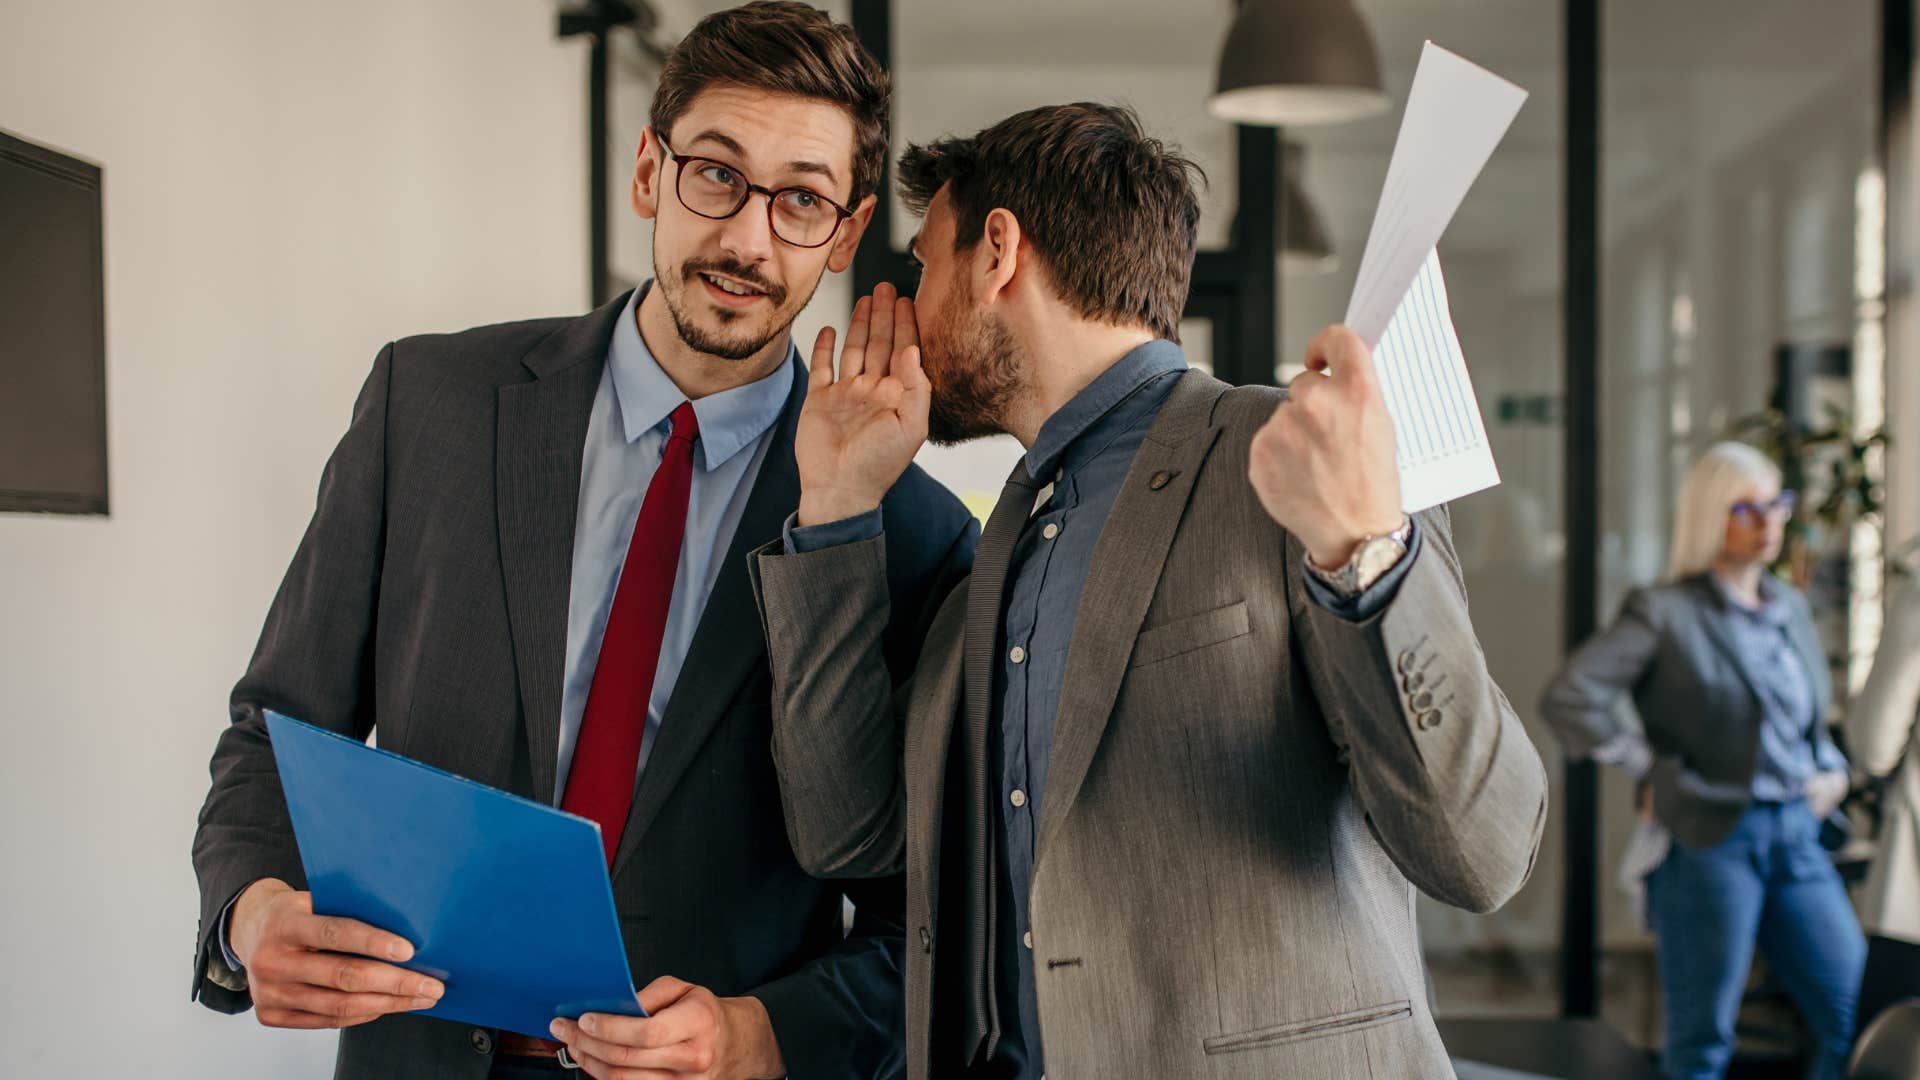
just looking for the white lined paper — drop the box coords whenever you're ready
[1375,251,1499,511]
[1343,41,1527,513]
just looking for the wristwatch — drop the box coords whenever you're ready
[1306,517,1413,597]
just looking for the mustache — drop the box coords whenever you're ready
[682,258,787,305]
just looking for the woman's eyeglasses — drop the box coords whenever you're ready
[660,139,855,249]
[1730,491,1797,523]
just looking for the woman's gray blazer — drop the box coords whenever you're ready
[1543,574,1844,848]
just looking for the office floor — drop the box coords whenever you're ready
[1431,948,1812,1078]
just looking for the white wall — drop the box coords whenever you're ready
[0,2,586,1074]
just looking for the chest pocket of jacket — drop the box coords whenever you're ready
[1129,599,1251,669]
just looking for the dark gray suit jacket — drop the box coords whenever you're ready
[1543,574,1842,848]
[191,293,977,1079]
[754,371,1550,1080]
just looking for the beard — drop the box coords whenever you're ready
[921,291,1028,446]
[656,247,809,361]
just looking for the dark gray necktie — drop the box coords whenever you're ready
[959,458,1042,1060]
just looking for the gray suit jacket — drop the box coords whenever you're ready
[1542,575,1841,849]
[191,294,977,1079]
[753,370,1549,1080]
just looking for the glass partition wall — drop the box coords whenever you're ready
[583,0,1895,1059]
[1281,0,1571,1018]
[1597,0,1882,1054]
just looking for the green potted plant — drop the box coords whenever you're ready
[1728,404,1889,587]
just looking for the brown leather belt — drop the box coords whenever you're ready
[496,1032,568,1058]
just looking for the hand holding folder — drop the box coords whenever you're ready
[226,876,447,1027]
[265,711,646,1039]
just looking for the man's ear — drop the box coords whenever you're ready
[825,193,876,274]
[631,127,663,220]
[976,208,1022,306]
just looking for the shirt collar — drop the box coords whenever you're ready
[1706,571,1790,626]
[1023,339,1188,482]
[606,282,795,471]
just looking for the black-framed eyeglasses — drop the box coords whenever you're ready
[1731,490,1797,523]
[660,140,854,249]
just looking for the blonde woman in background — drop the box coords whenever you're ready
[1851,573,1920,1033]
[1544,441,1865,1080]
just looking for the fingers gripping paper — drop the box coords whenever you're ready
[1344,42,1528,513]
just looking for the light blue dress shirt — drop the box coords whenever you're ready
[220,283,793,970]
[1706,574,1843,800]
[553,282,794,800]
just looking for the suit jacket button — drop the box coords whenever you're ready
[1403,671,1426,692]
[1397,650,1417,673]
[1149,470,1175,490]
[1412,690,1435,711]
[919,926,932,953]
[1418,710,1443,730]
[469,1028,493,1055]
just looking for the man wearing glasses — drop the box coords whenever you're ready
[190,4,975,1078]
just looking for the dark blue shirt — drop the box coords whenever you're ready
[985,341,1189,1072]
[788,341,1416,1077]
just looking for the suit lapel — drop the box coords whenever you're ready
[1036,370,1227,869]
[1693,584,1769,712]
[609,357,808,878]
[498,295,630,805]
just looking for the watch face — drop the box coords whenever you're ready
[1356,536,1406,584]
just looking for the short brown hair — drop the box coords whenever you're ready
[898,103,1203,341]
[650,2,890,205]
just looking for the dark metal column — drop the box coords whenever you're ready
[1882,0,1917,560]
[849,0,913,299]
[1885,0,1913,158]
[589,32,610,305]
[1561,0,1602,1021]
[558,0,640,307]
[1219,124,1279,386]
[1184,124,1278,383]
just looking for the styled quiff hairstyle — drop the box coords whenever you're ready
[896,102,1204,341]
[649,1,890,204]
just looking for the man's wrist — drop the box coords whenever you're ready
[1305,513,1410,572]
[797,489,883,529]
[216,894,247,972]
[724,995,786,1079]
[229,877,292,969]
[1305,516,1412,595]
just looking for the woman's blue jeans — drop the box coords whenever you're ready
[1646,799,1866,1080]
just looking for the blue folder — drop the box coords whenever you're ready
[265,711,645,1038]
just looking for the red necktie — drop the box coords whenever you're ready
[562,400,700,863]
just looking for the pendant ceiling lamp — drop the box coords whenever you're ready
[1279,142,1337,272]
[1209,0,1390,127]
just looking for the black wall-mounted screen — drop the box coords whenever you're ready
[1,129,108,515]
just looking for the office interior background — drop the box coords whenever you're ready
[2,0,1917,1075]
